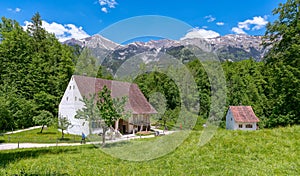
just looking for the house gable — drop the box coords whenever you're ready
[226,106,259,130]
[226,109,236,130]
[59,76,84,108]
[58,76,89,135]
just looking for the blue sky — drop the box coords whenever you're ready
[0,0,285,43]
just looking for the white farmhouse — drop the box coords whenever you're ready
[226,106,259,130]
[58,75,157,135]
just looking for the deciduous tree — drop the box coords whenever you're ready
[97,86,118,147]
[58,115,72,139]
[263,0,300,127]
[33,110,53,133]
[75,94,100,135]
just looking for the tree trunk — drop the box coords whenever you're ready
[102,127,107,147]
[88,120,92,136]
[115,119,119,132]
[109,126,113,140]
[140,124,143,132]
[61,129,64,139]
[132,125,135,135]
[40,125,44,133]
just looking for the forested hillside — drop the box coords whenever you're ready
[0,13,75,130]
[0,0,298,131]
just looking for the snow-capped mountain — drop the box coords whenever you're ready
[64,34,269,72]
[63,34,119,50]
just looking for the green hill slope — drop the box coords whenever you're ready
[0,126,299,175]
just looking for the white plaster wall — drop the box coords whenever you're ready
[236,123,257,131]
[252,123,257,130]
[226,110,236,130]
[58,76,89,135]
[233,121,239,130]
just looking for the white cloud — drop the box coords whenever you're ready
[100,1,106,6]
[216,22,224,26]
[238,16,268,30]
[23,20,90,42]
[41,21,68,36]
[204,15,216,22]
[231,27,246,34]
[15,8,21,12]
[101,7,108,13]
[181,28,220,40]
[7,7,21,13]
[99,0,117,8]
[22,21,31,30]
[99,0,118,13]
[231,16,268,34]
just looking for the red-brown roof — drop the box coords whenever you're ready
[229,106,259,123]
[73,75,157,114]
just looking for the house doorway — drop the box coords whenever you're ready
[118,119,129,134]
[122,125,126,134]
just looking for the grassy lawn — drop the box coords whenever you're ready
[0,126,82,143]
[0,126,299,175]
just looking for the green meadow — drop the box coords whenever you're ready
[0,126,299,175]
[0,126,82,143]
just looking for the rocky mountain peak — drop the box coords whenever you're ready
[64,34,119,50]
[64,34,270,69]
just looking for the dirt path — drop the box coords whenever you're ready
[0,143,83,150]
[0,131,175,150]
[0,126,175,151]
[4,126,42,135]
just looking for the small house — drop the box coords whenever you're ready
[226,106,259,130]
[58,75,157,135]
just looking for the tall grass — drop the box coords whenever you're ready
[0,126,299,175]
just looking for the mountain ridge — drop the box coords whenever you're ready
[64,34,269,72]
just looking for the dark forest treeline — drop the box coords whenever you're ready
[0,13,75,130]
[127,0,299,128]
[0,0,299,131]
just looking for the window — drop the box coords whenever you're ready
[92,122,96,128]
[75,96,77,101]
[231,118,232,121]
[73,85,75,89]
[246,124,253,128]
[66,97,69,101]
[92,121,101,128]
[238,124,243,128]
[69,86,71,90]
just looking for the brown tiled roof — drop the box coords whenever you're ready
[229,106,259,123]
[73,75,157,114]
